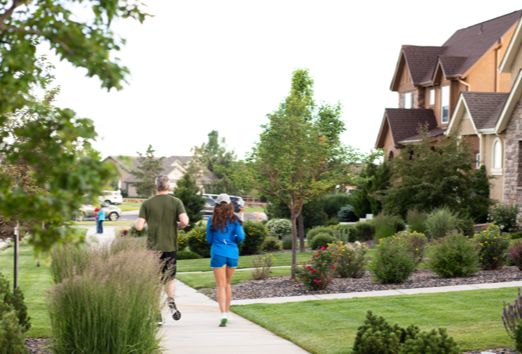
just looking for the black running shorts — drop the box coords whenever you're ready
[159,251,177,280]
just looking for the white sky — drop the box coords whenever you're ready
[39,0,522,159]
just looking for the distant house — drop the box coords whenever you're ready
[104,155,217,197]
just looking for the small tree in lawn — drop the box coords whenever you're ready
[242,69,359,278]
[131,145,165,198]
[174,173,205,231]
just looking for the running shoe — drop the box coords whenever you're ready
[219,313,228,327]
[168,297,181,321]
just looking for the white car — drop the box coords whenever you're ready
[100,190,123,205]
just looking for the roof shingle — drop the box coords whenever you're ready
[461,92,510,129]
[386,109,438,146]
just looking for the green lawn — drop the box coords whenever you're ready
[178,267,291,288]
[177,251,314,272]
[117,202,142,212]
[232,287,518,353]
[71,220,135,227]
[0,245,52,338]
[245,207,265,213]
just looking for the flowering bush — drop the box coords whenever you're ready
[502,288,522,352]
[328,241,367,278]
[473,224,510,270]
[395,231,428,264]
[427,233,479,278]
[488,204,519,232]
[178,230,188,251]
[369,235,416,284]
[266,219,292,239]
[454,215,475,237]
[295,247,339,290]
[187,226,211,258]
[509,241,522,271]
[262,237,281,252]
[239,220,268,255]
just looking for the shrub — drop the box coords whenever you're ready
[325,218,340,226]
[240,220,268,255]
[406,209,428,234]
[322,194,351,219]
[512,231,522,240]
[187,226,211,258]
[251,254,275,280]
[427,233,480,278]
[328,241,367,278]
[338,204,358,222]
[0,309,29,354]
[509,241,522,271]
[306,226,335,244]
[473,224,510,270]
[295,247,338,290]
[454,214,475,237]
[335,224,358,243]
[369,236,416,284]
[282,235,292,250]
[262,237,281,252]
[399,328,461,354]
[425,207,457,239]
[266,218,292,239]
[310,233,336,250]
[129,224,148,237]
[395,231,428,265]
[178,230,189,251]
[374,213,405,239]
[355,220,375,241]
[488,203,519,232]
[177,250,202,260]
[119,228,129,237]
[0,273,31,334]
[48,238,162,354]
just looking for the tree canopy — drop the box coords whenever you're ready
[131,145,165,198]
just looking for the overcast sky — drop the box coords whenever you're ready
[39,0,522,160]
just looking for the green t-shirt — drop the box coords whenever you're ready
[138,195,186,252]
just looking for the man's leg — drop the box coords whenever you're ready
[164,252,181,321]
[165,280,175,298]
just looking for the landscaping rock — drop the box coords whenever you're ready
[25,338,52,353]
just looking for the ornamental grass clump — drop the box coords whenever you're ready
[295,247,340,290]
[369,235,416,284]
[48,238,163,354]
[374,212,405,239]
[427,233,480,278]
[251,254,275,280]
[328,241,367,278]
[473,224,510,270]
[406,208,428,234]
[395,231,428,265]
[425,207,457,239]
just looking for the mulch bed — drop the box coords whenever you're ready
[201,266,522,301]
[25,338,52,354]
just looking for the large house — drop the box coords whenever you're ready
[375,10,522,202]
[104,155,217,197]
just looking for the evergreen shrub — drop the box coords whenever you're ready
[187,226,211,258]
[322,194,351,219]
[473,224,510,270]
[266,218,292,239]
[306,226,335,244]
[176,250,202,260]
[328,241,367,278]
[428,233,480,278]
[488,203,519,232]
[425,207,457,239]
[369,235,416,284]
[0,273,31,333]
[338,204,358,222]
[310,233,336,250]
[0,309,29,354]
[399,328,461,354]
[355,220,375,241]
[240,220,268,255]
[406,209,428,234]
[282,236,292,250]
[262,237,281,252]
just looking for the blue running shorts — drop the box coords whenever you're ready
[210,255,238,268]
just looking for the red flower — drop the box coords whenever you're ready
[314,279,319,283]
[313,254,319,257]
[307,266,311,269]
[321,246,326,250]
[311,269,316,273]
[297,285,301,287]
[331,266,335,269]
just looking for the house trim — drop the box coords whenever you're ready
[495,69,522,133]
[499,16,522,73]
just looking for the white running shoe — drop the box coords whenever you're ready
[219,313,228,327]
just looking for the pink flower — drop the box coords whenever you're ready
[314,254,319,257]
[307,266,311,269]
[321,246,326,250]
[331,266,335,269]
[314,279,319,283]
[311,269,316,273]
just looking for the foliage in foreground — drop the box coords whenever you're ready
[352,311,460,354]
[48,238,162,354]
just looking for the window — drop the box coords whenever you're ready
[441,86,449,123]
[403,92,413,109]
[429,89,435,105]
[494,140,502,169]
[476,153,480,169]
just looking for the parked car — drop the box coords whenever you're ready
[202,196,216,214]
[80,201,121,221]
[229,196,244,213]
[100,190,123,205]
[202,193,218,201]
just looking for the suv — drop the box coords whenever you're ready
[202,194,218,201]
[229,196,244,213]
[101,190,123,205]
[201,196,216,214]
[80,201,121,221]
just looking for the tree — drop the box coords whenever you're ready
[0,1,149,251]
[242,69,359,277]
[174,173,205,231]
[349,151,391,218]
[131,145,165,198]
[380,129,492,220]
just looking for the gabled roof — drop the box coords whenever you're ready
[500,14,522,73]
[391,10,522,91]
[399,127,446,144]
[496,69,522,133]
[376,109,438,147]
[447,91,509,134]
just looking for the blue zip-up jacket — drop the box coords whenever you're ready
[97,209,105,221]
[206,216,245,259]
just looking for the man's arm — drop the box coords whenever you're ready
[136,217,146,231]
[178,213,189,229]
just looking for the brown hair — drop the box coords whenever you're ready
[211,203,242,232]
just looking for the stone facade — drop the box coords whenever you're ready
[398,88,425,109]
[504,99,522,213]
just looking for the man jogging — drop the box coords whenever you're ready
[136,175,189,322]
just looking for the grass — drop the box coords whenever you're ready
[232,287,519,353]
[71,220,135,226]
[177,251,314,272]
[117,202,142,212]
[245,207,265,213]
[178,267,291,288]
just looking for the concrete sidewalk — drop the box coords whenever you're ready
[160,280,309,354]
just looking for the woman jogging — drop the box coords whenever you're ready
[206,194,245,327]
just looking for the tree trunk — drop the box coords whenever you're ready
[298,212,305,252]
[290,209,298,279]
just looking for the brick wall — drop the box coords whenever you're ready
[503,99,522,217]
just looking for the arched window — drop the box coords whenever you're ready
[388,151,394,161]
[493,140,502,169]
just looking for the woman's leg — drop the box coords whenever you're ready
[100,221,103,234]
[212,266,227,313]
[225,266,236,313]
